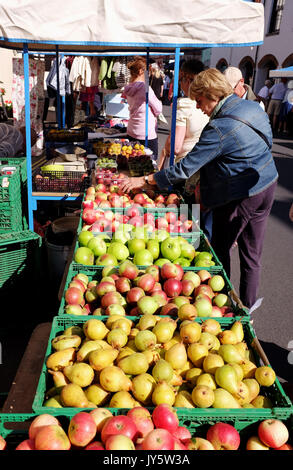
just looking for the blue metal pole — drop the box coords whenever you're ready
[170,47,181,166]
[61,54,66,128]
[145,47,150,149]
[23,44,35,231]
[56,45,61,129]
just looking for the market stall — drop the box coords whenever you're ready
[2,0,292,454]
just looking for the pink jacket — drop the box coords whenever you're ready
[122,81,162,140]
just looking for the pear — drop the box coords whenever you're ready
[48,370,70,387]
[109,391,136,408]
[233,341,248,358]
[243,378,260,402]
[201,319,222,336]
[230,321,244,342]
[46,348,76,371]
[85,384,111,406]
[60,383,89,408]
[126,339,139,353]
[215,365,239,394]
[89,348,119,371]
[240,359,257,378]
[117,347,134,362]
[251,395,273,408]
[218,330,238,345]
[169,371,184,387]
[142,348,161,367]
[196,373,217,391]
[118,352,149,375]
[106,328,128,348]
[177,359,193,379]
[174,390,195,408]
[106,314,127,330]
[255,366,276,387]
[210,336,221,352]
[152,381,176,406]
[212,388,241,409]
[228,363,244,382]
[179,322,201,344]
[202,353,224,375]
[76,341,102,362]
[218,344,244,364]
[63,325,84,339]
[191,385,215,408]
[242,403,255,408]
[51,334,81,351]
[152,319,177,344]
[83,319,109,340]
[129,328,139,339]
[134,330,157,351]
[163,332,181,351]
[63,362,95,388]
[198,332,218,351]
[99,366,132,393]
[165,343,187,370]
[232,380,250,405]
[44,396,63,408]
[187,343,209,367]
[131,373,156,405]
[111,318,132,336]
[152,359,173,383]
[185,368,203,387]
[137,314,158,330]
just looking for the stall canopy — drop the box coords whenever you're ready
[0,0,264,52]
[269,66,293,79]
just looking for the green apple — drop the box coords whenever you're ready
[113,231,131,244]
[173,257,191,267]
[133,249,154,266]
[154,258,172,267]
[131,226,148,241]
[137,296,159,315]
[154,229,170,242]
[213,293,231,308]
[127,238,146,255]
[146,240,160,260]
[74,247,94,265]
[95,253,118,266]
[107,241,129,262]
[87,237,107,257]
[78,230,94,247]
[180,243,196,261]
[160,237,181,261]
[208,275,225,292]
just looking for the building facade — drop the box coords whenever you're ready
[209,0,293,95]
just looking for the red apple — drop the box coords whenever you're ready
[174,438,187,450]
[126,287,145,305]
[186,437,215,450]
[135,273,156,293]
[115,276,131,293]
[126,205,142,218]
[160,302,178,316]
[127,407,154,439]
[82,200,94,210]
[163,278,182,298]
[152,404,179,434]
[34,425,71,450]
[246,436,270,450]
[101,291,124,309]
[82,209,97,225]
[206,422,240,450]
[194,284,214,299]
[15,439,35,450]
[85,441,105,450]
[173,426,192,444]
[155,217,169,230]
[105,434,135,450]
[29,414,61,440]
[142,428,175,450]
[101,416,137,444]
[165,212,177,225]
[65,287,84,305]
[275,443,293,450]
[68,412,97,448]
[0,435,7,450]
[258,419,289,449]
[133,193,146,205]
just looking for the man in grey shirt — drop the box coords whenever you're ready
[0,123,37,158]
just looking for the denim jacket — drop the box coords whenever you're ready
[154,94,278,208]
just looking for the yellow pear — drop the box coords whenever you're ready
[228,363,244,382]
[63,362,95,388]
[89,347,119,371]
[51,334,81,351]
[46,348,76,371]
[202,353,224,375]
[198,332,218,351]
[118,352,149,375]
[234,342,248,358]
[232,381,250,405]
[85,384,111,406]
[187,343,209,367]
[243,378,260,402]
[83,319,109,340]
[251,395,273,408]
[179,322,201,344]
[60,383,89,408]
[48,370,70,388]
[76,341,102,362]
[111,318,132,336]
[109,391,136,408]
[152,381,176,406]
[240,359,257,379]
[99,366,132,393]
[174,390,195,408]
[165,343,187,370]
[196,373,217,391]
[44,396,63,408]
[212,388,241,408]
[218,330,238,345]
[185,368,203,387]
[230,321,244,342]
[131,373,156,405]
[191,385,215,408]
[218,344,244,364]
[201,319,222,336]
[255,366,276,387]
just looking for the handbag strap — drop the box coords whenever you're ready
[215,114,271,148]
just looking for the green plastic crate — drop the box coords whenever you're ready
[0,205,23,233]
[0,411,292,450]
[0,230,42,290]
[32,316,292,419]
[0,158,28,230]
[58,265,248,318]
[0,165,22,205]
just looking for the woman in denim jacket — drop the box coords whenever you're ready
[120,68,278,309]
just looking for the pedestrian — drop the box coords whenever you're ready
[0,123,37,158]
[149,63,164,101]
[267,78,288,133]
[223,66,265,110]
[256,79,273,111]
[119,68,279,309]
[162,72,171,105]
[277,80,293,134]
[121,56,162,160]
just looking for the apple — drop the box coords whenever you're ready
[133,193,146,205]
[68,412,97,448]
[160,302,178,316]
[165,212,177,225]
[65,286,84,305]
[69,280,86,293]
[65,304,86,315]
[213,293,230,308]
[96,281,116,296]
[0,435,7,450]
[29,414,61,440]
[246,436,270,450]
[182,271,201,288]
[258,419,289,449]
[105,434,135,450]
[127,407,154,439]
[206,422,240,450]
[142,428,175,450]
[174,438,187,450]
[211,305,223,317]
[152,404,179,433]
[151,291,168,307]
[161,263,180,280]
[163,278,182,298]
[95,253,118,267]
[146,240,160,260]
[186,437,215,450]
[82,209,97,225]
[34,425,71,450]
[101,291,125,309]
[181,279,195,296]
[127,238,146,256]
[85,441,105,450]
[119,261,139,280]
[78,230,94,247]
[135,273,156,292]
[101,416,137,444]
[145,265,160,282]
[133,249,154,266]
[15,439,35,450]
[183,220,193,232]
[194,284,214,299]
[154,194,165,204]
[160,237,181,261]
[74,247,94,265]
[155,217,169,230]
[115,276,131,293]
[180,243,196,261]
[107,241,129,262]
[82,199,94,210]
[105,304,126,316]
[208,275,225,292]
[137,296,159,315]
[87,237,107,257]
[275,443,293,450]
[126,287,145,305]
[128,216,144,228]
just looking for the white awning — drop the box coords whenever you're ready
[0,0,264,52]
[269,66,293,79]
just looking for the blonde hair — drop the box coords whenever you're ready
[189,68,233,101]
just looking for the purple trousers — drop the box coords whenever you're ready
[211,181,277,309]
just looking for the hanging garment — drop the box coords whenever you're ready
[69,56,92,91]
[46,56,71,97]
[12,57,45,156]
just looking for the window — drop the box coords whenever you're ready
[268,0,286,34]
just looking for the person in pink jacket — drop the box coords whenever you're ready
[122,56,162,159]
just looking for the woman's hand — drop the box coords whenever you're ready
[119,175,145,194]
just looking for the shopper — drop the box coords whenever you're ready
[256,79,273,111]
[121,56,162,159]
[277,81,293,134]
[267,78,288,133]
[162,72,171,105]
[149,63,164,101]
[119,68,279,309]
[0,123,37,158]
[223,66,265,110]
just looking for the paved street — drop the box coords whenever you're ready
[158,105,293,386]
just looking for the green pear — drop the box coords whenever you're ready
[152,381,176,406]
[218,344,244,364]
[185,368,203,388]
[191,385,215,408]
[118,352,149,375]
[85,384,111,406]
[63,326,84,339]
[212,388,241,408]
[63,362,95,388]
[255,366,276,387]
[230,321,244,342]
[198,332,219,351]
[44,396,63,408]
[165,343,187,370]
[215,365,239,394]
[109,391,136,408]
[240,359,257,378]
[76,341,102,362]
[187,343,209,367]
[228,363,244,382]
